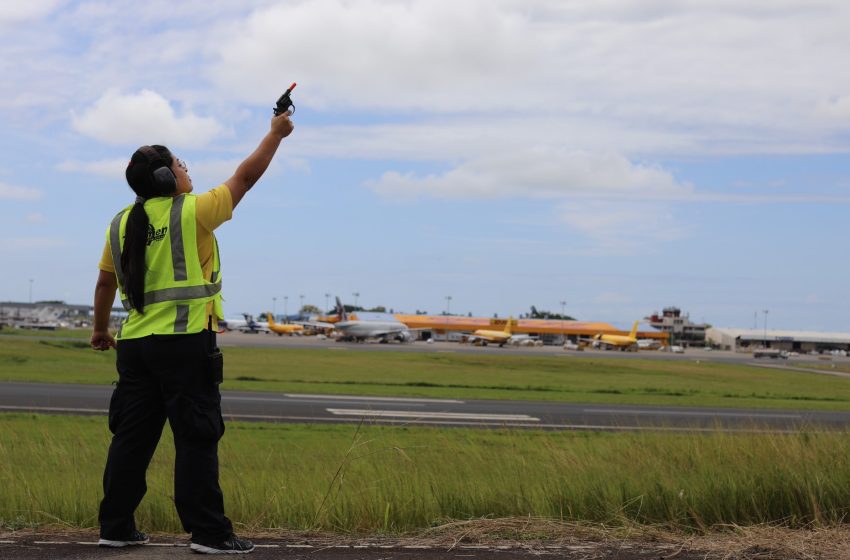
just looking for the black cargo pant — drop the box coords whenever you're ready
[98,330,232,543]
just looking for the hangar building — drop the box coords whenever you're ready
[706,327,850,353]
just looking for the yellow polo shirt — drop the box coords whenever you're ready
[99,184,233,325]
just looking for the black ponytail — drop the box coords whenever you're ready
[122,145,175,314]
[121,201,149,313]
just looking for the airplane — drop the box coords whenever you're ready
[466,318,516,347]
[332,297,415,343]
[637,338,662,350]
[265,313,304,336]
[222,313,270,334]
[591,320,640,351]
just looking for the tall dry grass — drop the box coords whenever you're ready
[1,414,849,533]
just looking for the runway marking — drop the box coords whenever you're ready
[326,408,540,421]
[585,408,803,419]
[0,406,820,433]
[284,393,464,404]
[225,395,422,408]
[0,405,107,414]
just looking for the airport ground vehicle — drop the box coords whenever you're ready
[753,349,787,359]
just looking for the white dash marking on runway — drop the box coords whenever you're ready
[285,394,464,404]
[326,409,539,421]
[585,408,802,419]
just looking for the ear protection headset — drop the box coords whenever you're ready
[137,146,177,194]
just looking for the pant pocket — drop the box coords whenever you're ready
[107,385,123,434]
[207,350,223,386]
[177,395,224,442]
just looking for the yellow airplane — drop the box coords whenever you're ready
[266,313,304,336]
[467,317,516,347]
[592,320,640,351]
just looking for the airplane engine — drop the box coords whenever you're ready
[396,331,413,343]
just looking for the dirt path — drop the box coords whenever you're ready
[3,527,849,560]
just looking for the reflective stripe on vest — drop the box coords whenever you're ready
[119,281,222,311]
[170,195,187,281]
[107,195,222,338]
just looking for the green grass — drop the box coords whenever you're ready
[0,328,90,339]
[2,337,850,410]
[1,413,849,533]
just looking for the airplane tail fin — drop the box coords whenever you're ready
[335,297,348,321]
[629,320,639,339]
[505,316,514,334]
[266,312,276,326]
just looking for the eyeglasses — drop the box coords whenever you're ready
[176,159,188,173]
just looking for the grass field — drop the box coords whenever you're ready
[2,336,850,410]
[1,413,849,534]
[3,332,850,536]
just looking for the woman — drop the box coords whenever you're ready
[91,112,294,554]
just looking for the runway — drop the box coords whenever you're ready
[1,381,848,432]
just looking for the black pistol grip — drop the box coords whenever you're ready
[274,95,294,116]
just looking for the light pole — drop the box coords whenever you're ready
[560,300,567,342]
[763,309,769,348]
[444,296,452,342]
[352,292,360,309]
[28,279,33,304]
[299,294,304,316]
[324,293,330,315]
[284,296,288,320]
[272,297,277,319]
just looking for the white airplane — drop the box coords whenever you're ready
[637,338,662,350]
[222,313,270,334]
[332,297,415,343]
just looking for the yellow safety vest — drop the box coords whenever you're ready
[107,194,223,339]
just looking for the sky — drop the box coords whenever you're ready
[1,0,850,331]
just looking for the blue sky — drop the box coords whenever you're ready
[1,1,849,330]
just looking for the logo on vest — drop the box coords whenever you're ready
[146,224,168,246]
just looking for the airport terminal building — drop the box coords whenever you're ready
[707,327,850,353]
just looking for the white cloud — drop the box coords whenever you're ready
[815,96,850,121]
[558,200,688,252]
[210,0,540,112]
[205,0,850,141]
[26,212,46,224]
[366,148,696,251]
[0,1,62,26]
[366,149,691,200]
[58,158,129,180]
[71,90,224,148]
[0,182,41,200]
